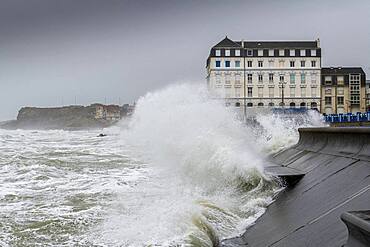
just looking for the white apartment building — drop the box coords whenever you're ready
[206,37,321,110]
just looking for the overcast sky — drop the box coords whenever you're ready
[0,0,369,120]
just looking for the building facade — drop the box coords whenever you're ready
[92,104,121,121]
[366,80,370,111]
[206,37,321,110]
[320,67,367,114]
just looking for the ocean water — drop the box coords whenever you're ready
[0,84,324,246]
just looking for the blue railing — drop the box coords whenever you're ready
[324,112,370,123]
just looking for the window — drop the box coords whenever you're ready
[301,61,305,67]
[311,102,318,109]
[325,96,332,105]
[268,102,275,107]
[235,50,240,56]
[300,102,306,108]
[280,75,284,82]
[337,88,344,95]
[247,74,252,84]
[258,61,263,67]
[351,95,360,104]
[290,73,296,83]
[225,74,231,84]
[311,87,317,97]
[225,50,230,56]
[290,102,296,108]
[247,102,253,107]
[269,87,274,98]
[311,61,316,67]
[225,61,230,67]
[301,87,306,97]
[301,73,306,83]
[279,60,284,67]
[258,102,264,107]
[325,88,332,95]
[235,102,241,107]
[279,49,285,56]
[235,74,241,84]
[337,96,344,105]
[350,74,361,104]
[290,61,295,67]
[311,74,317,84]
[311,49,317,56]
[258,74,263,83]
[290,87,295,97]
[337,76,344,85]
[269,49,274,56]
[247,49,253,56]
[325,76,332,84]
[215,61,221,67]
[215,49,221,56]
[235,60,241,67]
[247,87,253,97]
[269,73,274,83]
[247,61,252,67]
[258,49,263,56]
[258,87,263,97]
[216,74,221,84]
[235,88,241,98]
[290,49,295,56]
[300,50,306,56]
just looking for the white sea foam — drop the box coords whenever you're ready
[0,83,325,246]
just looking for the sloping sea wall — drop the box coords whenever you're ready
[223,127,370,247]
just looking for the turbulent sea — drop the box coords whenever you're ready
[0,84,324,246]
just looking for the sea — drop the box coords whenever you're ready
[0,84,324,246]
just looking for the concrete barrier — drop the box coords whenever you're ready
[222,127,370,247]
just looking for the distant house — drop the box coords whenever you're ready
[366,80,370,111]
[320,67,366,114]
[121,104,135,117]
[91,104,121,122]
[105,105,121,121]
[92,104,105,119]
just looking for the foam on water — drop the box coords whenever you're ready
[0,83,325,246]
[92,83,293,246]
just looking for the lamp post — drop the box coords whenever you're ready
[279,80,287,107]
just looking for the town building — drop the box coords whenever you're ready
[92,104,121,122]
[320,67,367,114]
[206,37,322,110]
[366,80,370,111]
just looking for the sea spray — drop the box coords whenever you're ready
[0,83,325,246]
[93,83,278,246]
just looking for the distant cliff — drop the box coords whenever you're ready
[2,105,121,130]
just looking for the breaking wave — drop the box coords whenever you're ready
[93,83,315,246]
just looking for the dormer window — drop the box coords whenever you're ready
[235,50,240,56]
[215,49,221,56]
[300,49,306,56]
[225,50,230,56]
[247,49,253,56]
[279,49,284,56]
[311,49,317,56]
[289,49,295,56]
[268,49,274,56]
[258,49,263,56]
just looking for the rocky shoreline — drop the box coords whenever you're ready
[0,104,131,130]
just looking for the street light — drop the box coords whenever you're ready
[279,80,287,107]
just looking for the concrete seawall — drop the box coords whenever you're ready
[223,127,370,246]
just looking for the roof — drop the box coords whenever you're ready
[241,41,318,49]
[321,67,365,75]
[213,36,241,48]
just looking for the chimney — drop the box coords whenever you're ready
[316,38,320,48]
